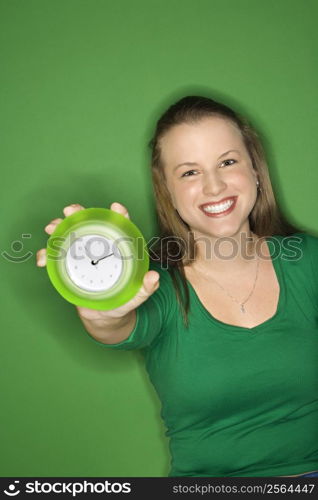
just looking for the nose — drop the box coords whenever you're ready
[202,170,227,197]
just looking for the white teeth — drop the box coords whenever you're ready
[202,199,234,213]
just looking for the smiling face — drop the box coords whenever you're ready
[160,116,258,243]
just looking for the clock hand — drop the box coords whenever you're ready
[91,253,114,265]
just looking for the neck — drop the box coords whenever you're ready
[190,230,260,276]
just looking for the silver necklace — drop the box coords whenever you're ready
[194,242,260,314]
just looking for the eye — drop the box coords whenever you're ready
[220,159,237,167]
[181,169,197,177]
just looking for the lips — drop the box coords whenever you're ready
[199,196,237,210]
[199,196,238,217]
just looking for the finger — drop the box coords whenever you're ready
[44,218,63,234]
[110,202,130,219]
[63,203,85,217]
[142,270,160,294]
[36,248,47,267]
[130,271,160,304]
[100,271,160,318]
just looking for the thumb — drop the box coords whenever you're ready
[143,270,160,294]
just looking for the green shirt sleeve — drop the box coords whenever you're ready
[84,260,175,350]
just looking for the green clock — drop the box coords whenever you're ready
[46,208,149,310]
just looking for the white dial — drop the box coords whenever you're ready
[65,234,123,292]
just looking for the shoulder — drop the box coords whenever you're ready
[296,231,318,247]
[268,231,318,265]
[294,231,318,263]
[281,231,318,251]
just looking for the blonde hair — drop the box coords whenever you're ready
[148,95,302,327]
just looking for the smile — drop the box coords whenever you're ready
[199,196,237,217]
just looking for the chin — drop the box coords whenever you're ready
[193,221,250,241]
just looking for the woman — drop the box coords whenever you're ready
[37,95,318,477]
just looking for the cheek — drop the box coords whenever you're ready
[175,183,200,208]
[232,170,256,187]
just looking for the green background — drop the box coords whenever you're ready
[1,0,317,477]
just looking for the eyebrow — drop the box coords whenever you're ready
[173,149,240,171]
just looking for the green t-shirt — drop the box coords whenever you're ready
[89,232,318,477]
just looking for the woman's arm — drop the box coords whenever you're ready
[78,309,137,345]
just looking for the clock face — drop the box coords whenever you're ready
[65,234,123,292]
[46,208,149,310]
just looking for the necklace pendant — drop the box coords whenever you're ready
[240,304,246,313]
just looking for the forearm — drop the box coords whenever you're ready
[79,310,137,344]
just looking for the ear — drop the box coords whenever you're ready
[252,169,258,182]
